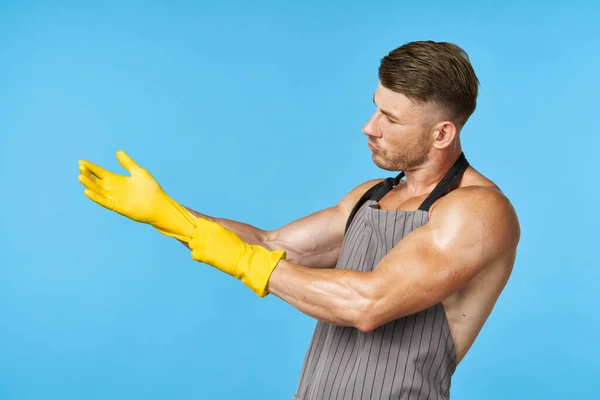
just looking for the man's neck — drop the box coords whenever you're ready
[403,148,463,196]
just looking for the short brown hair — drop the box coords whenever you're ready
[379,41,479,128]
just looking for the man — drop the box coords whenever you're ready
[78,41,520,399]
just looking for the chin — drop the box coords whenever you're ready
[372,155,396,172]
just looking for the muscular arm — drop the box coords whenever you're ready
[179,179,384,268]
[179,206,344,268]
[267,187,520,332]
[178,207,269,249]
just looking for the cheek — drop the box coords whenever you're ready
[382,126,406,147]
[374,120,391,140]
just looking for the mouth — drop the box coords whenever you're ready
[368,141,379,152]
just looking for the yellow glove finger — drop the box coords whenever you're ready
[78,164,99,183]
[188,218,207,251]
[78,159,114,180]
[189,218,213,263]
[115,150,143,175]
[78,173,107,197]
[83,189,116,211]
[190,244,206,263]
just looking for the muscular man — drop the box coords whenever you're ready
[78,41,520,399]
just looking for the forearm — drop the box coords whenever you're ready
[180,206,338,267]
[181,206,268,247]
[267,259,375,331]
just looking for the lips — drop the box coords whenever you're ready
[368,141,379,152]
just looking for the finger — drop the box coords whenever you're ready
[189,218,213,251]
[191,248,207,263]
[116,150,141,174]
[78,160,111,179]
[78,174,106,196]
[189,235,197,250]
[189,232,202,251]
[84,190,118,212]
[79,164,99,183]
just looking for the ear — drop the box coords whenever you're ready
[431,120,457,150]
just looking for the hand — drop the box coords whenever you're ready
[78,150,196,242]
[190,218,286,297]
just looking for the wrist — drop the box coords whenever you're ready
[238,245,286,297]
[152,195,197,242]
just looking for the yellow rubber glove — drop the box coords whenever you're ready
[78,150,196,243]
[189,218,286,297]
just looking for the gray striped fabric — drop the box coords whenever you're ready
[293,200,457,400]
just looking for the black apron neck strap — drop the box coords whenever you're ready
[343,171,404,234]
[417,152,470,212]
[344,153,469,234]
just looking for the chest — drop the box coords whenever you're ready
[376,187,431,212]
[336,200,429,272]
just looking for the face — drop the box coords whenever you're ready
[363,83,436,171]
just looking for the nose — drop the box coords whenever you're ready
[362,113,380,138]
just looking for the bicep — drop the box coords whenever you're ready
[367,188,520,326]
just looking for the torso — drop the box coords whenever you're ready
[374,166,514,365]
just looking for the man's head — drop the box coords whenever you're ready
[363,41,479,171]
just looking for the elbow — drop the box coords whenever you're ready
[354,319,376,333]
[354,298,419,332]
[351,297,381,333]
[352,291,408,333]
[347,274,385,333]
[354,310,380,333]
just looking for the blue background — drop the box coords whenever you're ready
[1,1,598,399]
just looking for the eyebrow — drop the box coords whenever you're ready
[372,94,402,122]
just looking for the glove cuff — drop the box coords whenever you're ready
[239,246,287,297]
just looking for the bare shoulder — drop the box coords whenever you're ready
[336,178,386,216]
[430,170,521,258]
[435,166,517,218]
